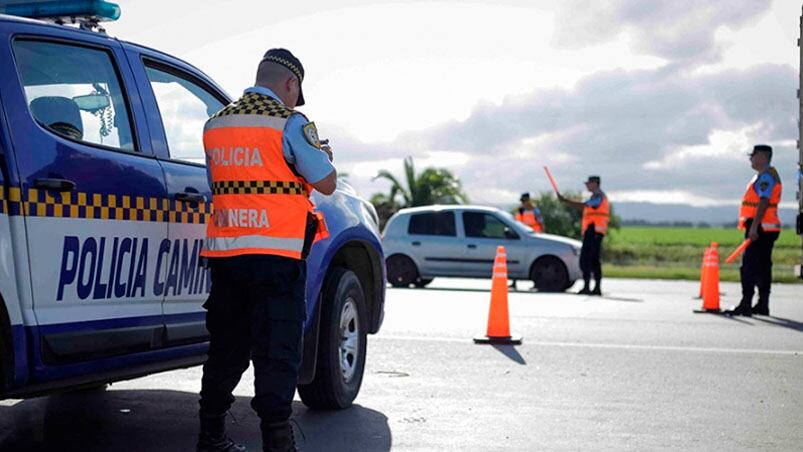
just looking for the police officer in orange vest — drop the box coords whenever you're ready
[515,192,545,233]
[510,192,545,290]
[197,49,337,452]
[558,176,610,296]
[725,144,782,317]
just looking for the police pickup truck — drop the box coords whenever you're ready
[0,2,385,409]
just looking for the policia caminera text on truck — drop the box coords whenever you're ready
[0,3,385,409]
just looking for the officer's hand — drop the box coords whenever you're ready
[748,228,759,242]
[321,143,333,162]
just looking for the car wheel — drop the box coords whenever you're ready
[530,256,569,292]
[298,268,367,410]
[386,254,419,288]
[413,277,433,288]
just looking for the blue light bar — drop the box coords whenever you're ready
[0,0,121,22]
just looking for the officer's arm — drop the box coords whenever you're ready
[558,195,585,210]
[284,115,337,195]
[312,170,337,195]
[752,198,769,229]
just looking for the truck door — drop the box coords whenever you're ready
[6,34,168,367]
[124,46,226,346]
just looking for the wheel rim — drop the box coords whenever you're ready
[338,297,360,383]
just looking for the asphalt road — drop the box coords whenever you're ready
[1,278,802,451]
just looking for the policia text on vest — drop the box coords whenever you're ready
[197,48,337,452]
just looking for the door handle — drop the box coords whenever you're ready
[411,241,421,246]
[176,192,205,204]
[467,244,477,249]
[34,178,76,192]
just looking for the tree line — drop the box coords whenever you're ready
[369,156,620,238]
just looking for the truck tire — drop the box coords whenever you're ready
[298,268,367,409]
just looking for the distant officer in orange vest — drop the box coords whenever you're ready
[510,192,545,290]
[197,48,336,452]
[725,144,782,317]
[515,192,545,233]
[558,176,609,296]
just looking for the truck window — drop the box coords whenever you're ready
[144,64,224,165]
[12,40,135,151]
[408,212,456,236]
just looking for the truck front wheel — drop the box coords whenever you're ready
[298,268,367,409]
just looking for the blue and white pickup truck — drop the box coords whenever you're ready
[0,2,385,409]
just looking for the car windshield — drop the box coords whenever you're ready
[500,211,536,235]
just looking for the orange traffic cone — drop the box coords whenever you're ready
[695,246,710,299]
[694,242,721,313]
[474,246,522,344]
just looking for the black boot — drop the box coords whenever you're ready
[262,421,298,452]
[198,412,247,452]
[752,296,770,316]
[590,284,602,296]
[577,281,591,295]
[724,301,752,317]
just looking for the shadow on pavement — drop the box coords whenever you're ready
[753,315,803,334]
[492,344,526,365]
[0,388,391,452]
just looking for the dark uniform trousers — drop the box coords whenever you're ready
[580,224,604,285]
[740,219,779,307]
[199,254,306,425]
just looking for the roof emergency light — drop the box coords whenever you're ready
[0,0,121,32]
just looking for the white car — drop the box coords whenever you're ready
[382,205,582,291]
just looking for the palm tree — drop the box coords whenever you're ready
[373,156,468,208]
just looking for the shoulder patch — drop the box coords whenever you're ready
[759,181,769,192]
[303,122,321,149]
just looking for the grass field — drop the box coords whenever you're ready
[602,227,802,284]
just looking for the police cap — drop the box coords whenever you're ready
[261,48,305,106]
[748,144,772,158]
[520,192,531,202]
[585,176,601,184]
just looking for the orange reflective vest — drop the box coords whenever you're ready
[201,92,327,260]
[738,167,782,232]
[582,194,610,235]
[515,209,544,233]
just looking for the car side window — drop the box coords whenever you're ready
[13,40,136,151]
[463,212,518,239]
[408,212,456,236]
[144,63,224,164]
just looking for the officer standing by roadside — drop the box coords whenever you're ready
[558,176,610,296]
[510,192,545,290]
[515,192,545,233]
[726,144,782,317]
[197,49,337,452]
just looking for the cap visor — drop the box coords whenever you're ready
[297,86,305,106]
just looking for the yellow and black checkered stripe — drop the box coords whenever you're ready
[212,180,307,196]
[1,186,210,224]
[0,186,22,216]
[214,92,293,119]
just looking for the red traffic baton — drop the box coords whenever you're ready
[543,166,560,194]
[725,239,752,264]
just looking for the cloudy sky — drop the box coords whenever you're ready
[112,0,800,210]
